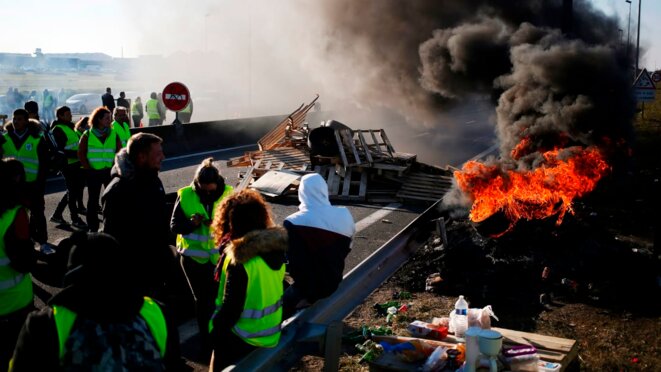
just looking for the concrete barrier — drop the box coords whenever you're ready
[129,115,287,157]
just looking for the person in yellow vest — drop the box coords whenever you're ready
[179,98,193,124]
[131,96,144,128]
[0,159,36,371]
[170,157,233,354]
[49,106,87,230]
[77,107,122,233]
[146,92,162,127]
[2,109,54,254]
[9,232,182,371]
[112,107,132,148]
[208,189,287,370]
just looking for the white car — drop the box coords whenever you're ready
[65,93,102,115]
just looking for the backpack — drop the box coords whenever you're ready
[61,316,164,371]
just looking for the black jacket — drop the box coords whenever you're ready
[102,148,172,294]
[101,92,115,111]
[10,283,182,371]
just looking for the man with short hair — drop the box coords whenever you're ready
[101,87,115,113]
[111,107,131,148]
[2,109,54,254]
[102,133,181,299]
[49,106,87,229]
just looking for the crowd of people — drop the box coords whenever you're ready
[0,98,355,370]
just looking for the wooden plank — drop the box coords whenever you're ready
[342,129,362,165]
[341,169,353,197]
[358,171,368,198]
[357,131,373,164]
[334,130,350,168]
[369,130,383,155]
[379,129,396,155]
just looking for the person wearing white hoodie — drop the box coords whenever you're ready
[282,173,355,317]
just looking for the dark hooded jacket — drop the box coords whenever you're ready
[102,148,172,294]
[211,227,288,338]
[10,233,183,371]
[170,180,226,237]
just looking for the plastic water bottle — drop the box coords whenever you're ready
[454,295,469,338]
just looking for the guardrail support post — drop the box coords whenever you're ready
[323,320,342,372]
[435,217,448,249]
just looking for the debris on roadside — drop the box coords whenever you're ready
[226,95,454,204]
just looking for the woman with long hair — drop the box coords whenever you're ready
[208,190,287,371]
[77,107,121,232]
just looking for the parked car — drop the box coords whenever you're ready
[65,93,102,115]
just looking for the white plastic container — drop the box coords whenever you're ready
[453,295,469,338]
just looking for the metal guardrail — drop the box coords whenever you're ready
[228,200,443,371]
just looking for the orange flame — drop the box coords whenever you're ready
[455,146,610,233]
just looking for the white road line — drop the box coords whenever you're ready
[355,202,402,233]
[46,144,257,183]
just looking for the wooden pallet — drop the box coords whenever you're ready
[395,171,453,202]
[314,165,367,201]
[237,160,286,191]
[257,94,319,151]
[371,327,577,371]
[228,147,310,168]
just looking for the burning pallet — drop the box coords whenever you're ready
[227,96,455,203]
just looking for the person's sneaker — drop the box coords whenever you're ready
[40,243,56,255]
[71,220,88,230]
[49,215,67,224]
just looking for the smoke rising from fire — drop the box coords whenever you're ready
[312,0,635,228]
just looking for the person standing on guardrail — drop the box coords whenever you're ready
[9,232,183,371]
[282,173,355,318]
[0,159,36,372]
[49,106,88,230]
[208,190,287,371]
[145,92,162,127]
[2,109,55,255]
[170,157,233,354]
[77,107,122,233]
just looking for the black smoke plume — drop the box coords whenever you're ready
[318,0,635,208]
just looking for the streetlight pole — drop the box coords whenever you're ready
[635,0,642,75]
[626,0,631,62]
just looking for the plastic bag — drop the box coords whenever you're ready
[422,346,447,372]
[467,305,499,329]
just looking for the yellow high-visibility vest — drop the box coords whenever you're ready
[2,133,42,182]
[210,254,284,347]
[176,185,233,265]
[84,129,117,170]
[54,124,80,165]
[0,206,33,316]
[52,296,167,360]
[146,99,161,119]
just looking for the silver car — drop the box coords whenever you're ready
[65,93,102,115]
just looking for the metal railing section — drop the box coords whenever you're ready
[228,200,442,371]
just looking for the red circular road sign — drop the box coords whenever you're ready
[162,82,190,111]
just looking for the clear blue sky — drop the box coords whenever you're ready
[1,0,660,70]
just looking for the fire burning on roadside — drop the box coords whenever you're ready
[455,146,610,237]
